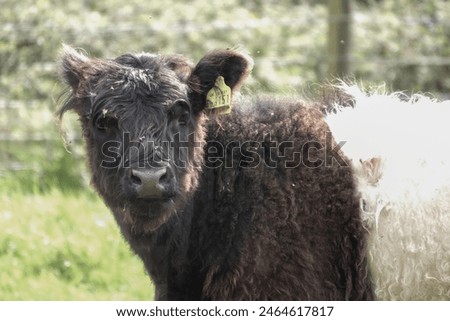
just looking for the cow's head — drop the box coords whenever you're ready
[60,46,252,233]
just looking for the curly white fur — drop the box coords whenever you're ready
[326,84,450,300]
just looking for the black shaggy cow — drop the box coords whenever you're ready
[59,45,374,300]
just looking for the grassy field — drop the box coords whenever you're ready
[0,190,154,300]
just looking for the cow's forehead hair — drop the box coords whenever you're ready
[87,57,190,118]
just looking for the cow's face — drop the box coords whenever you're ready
[60,46,252,233]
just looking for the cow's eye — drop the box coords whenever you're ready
[171,100,191,126]
[178,110,190,126]
[94,115,118,133]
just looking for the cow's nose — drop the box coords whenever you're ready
[129,166,175,199]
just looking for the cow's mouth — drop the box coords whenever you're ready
[130,198,176,218]
[122,198,177,232]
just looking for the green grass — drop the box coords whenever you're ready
[0,190,154,300]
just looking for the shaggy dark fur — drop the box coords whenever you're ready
[59,45,374,300]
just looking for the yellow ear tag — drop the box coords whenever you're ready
[206,76,232,115]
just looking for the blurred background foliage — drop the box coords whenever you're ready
[1,0,449,193]
[0,0,449,299]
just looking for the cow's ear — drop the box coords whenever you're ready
[59,45,114,116]
[359,157,383,185]
[60,44,90,93]
[188,49,253,113]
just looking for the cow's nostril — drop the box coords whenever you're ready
[130,172,142,186]
[159,172,168,184]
